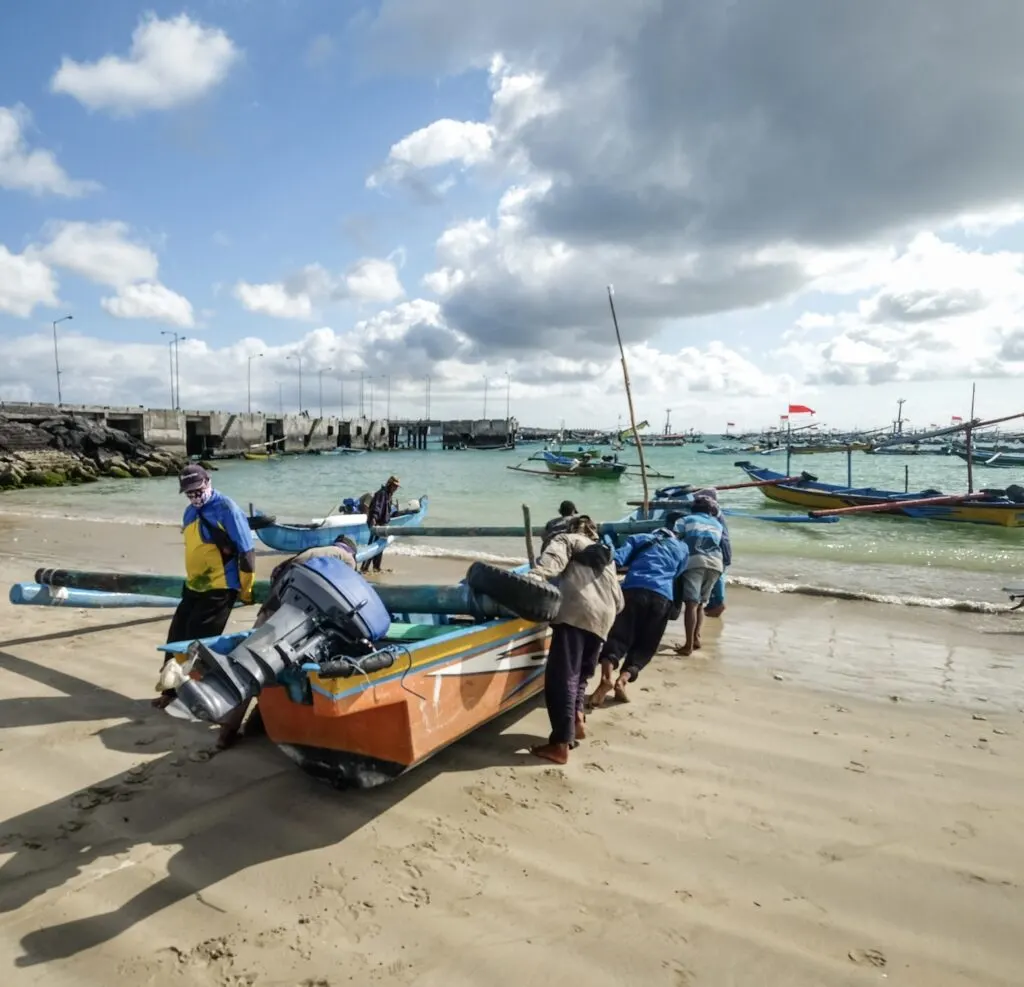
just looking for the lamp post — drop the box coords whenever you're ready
[162,339,174,407]
[504,371,511,421]
[359,371,365,417]
[338,377,345,418]
[384,373,391,421]
[278,382,283,416]
[52,315,72,405]
[424,375,431,420]
[161,331,187,410]
[482,376,489,419]
[247,352,264,414]
[317,366,332,418]
[368,377,376,420]
[287,353,303,412]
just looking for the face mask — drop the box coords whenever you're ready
[186,481,214,507]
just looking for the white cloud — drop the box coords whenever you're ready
[367,58,557,193]
[778,235,1024,386]
[0,245,60,317]
[341,258,405,303]
[234,257,405,320]
[368,119,495,188]
[0,105,98,197]
[35,220,159,287]
[101,282,195,328]
[50,13,240,116]
[234,281,315,321]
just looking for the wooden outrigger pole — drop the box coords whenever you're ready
[608,285,650,514]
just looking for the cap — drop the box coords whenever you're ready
[178,463,210,492]
[387,475,400,487]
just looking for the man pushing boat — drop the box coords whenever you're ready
[360,475,401,574]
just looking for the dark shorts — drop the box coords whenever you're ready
[600,587,673,679]
[166,586,238,648]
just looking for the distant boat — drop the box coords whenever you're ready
[538,450,627,479]
[955,450,1024,468]
[243,451,281,461]
[253,495,430,553]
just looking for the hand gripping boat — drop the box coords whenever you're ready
[163,558,554,788]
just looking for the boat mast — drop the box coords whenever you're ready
[607,285,650,513]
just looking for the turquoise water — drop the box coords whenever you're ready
[2,445,1023,607]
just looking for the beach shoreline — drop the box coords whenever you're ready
[1,513,1023,985]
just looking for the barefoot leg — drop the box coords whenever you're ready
[693,605,704,651]
[574,710,587,740]
[587,660,616,709]
[530,742,570,765]
[682,602,698,655]
[613,671,631,703]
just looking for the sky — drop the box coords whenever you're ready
[3,1,1024,432]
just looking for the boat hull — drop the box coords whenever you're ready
[737,463,1024,527]
[256,495,429,552]
[538,452,626,479]
[258,618,550,787]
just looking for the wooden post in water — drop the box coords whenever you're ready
[846,446,852,488]
[965,382,977,494]
[522,504,536,567]
[904,464,909,493]
[607,285,650,515]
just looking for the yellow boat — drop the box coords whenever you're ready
[737,462,1024,527]
[243,451,280,461]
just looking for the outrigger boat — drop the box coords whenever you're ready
[10,560,559,788]
[537,450,627,479]
[252,495,429,553]
[736,462,1024,527]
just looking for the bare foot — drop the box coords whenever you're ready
[587,680,613,709]
[151,692,175,709]
[575,712,587,740]
[693,636,702,651]
[613,680,630,703]
[530,742,569,765]
[216,726,240,750]
[675,644,693,656]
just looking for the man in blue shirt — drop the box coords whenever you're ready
[675,496,725,655]
[588,526,689,706]
[155,464,255,716]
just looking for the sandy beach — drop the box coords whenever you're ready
[1,514,1023,986]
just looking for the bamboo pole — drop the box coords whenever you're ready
[966,382,977,494]
[522,504,536,567]
[808,492,988,518]
[607,285,650,514]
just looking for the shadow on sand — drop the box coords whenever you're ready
[0,626,544,967]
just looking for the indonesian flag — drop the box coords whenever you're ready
[951,415,963,423]
[788,403,815,415]
[726,421,736,426]
[779,414,790,421]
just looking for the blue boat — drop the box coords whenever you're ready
[254,495,429,553]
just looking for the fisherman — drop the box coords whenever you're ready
[527,515,624,765]
[675,496,726,655]
[155,464,256,710]
[541,499,578,551]
[209,535,361,750]
[691,488,731,620]
[588,522,689,707]
[360,475,400,574]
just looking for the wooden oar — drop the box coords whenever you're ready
[808,492,988,517]
[717,471,818,491]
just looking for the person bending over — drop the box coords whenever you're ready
[527,515,623,765]
[588,525,689,707]
[675,497,725,655]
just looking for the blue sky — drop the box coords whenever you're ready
[2,2,1024,429]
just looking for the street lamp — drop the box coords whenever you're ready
[384,373,391,421]
[317,365,333,419]
[287,353,303,412]
[338,376,346,418]
[359,371,365,417]
[161,331,187,410]
[424,374,431,420]
[247,352,264,414]
[52,315,72,405]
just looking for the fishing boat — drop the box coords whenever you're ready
[537,450,627,479]
[254,495,429,552]
[12,560,558,788]
[954,450,1024,468]
[736,462,1024,527]
[242,451,281,461]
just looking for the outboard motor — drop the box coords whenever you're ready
[175,557,391,724]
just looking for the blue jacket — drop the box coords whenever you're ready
[613,533,689,601]
[676,512,725,567]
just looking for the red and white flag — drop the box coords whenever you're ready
[788,403,815,415]
[951,415,963,423]
[779,414,790,421]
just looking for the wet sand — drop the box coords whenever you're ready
[1,515,1023,986]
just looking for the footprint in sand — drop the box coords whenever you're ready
[398,886,431,908]
[848,948,886,968]
[614,797,634,812]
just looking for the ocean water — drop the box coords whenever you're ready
[2,444,1023,610]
